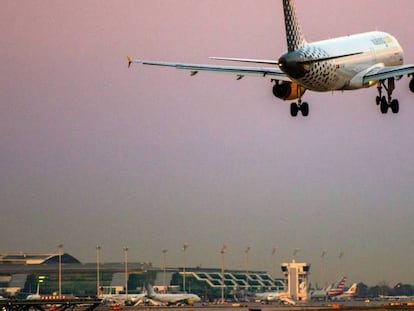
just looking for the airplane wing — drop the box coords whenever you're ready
[363,64,414,83]
[127,57,291,81]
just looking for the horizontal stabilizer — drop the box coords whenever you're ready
[299,52,364,64]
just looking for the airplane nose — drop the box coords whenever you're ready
[278,51,309,79]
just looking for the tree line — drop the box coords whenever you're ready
[356,283,414,298]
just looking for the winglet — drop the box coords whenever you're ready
[127,56,133,68]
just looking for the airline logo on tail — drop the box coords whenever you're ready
[328,277,347,296]
[343,283,357,296]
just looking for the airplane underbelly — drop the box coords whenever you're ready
[298,62,370,91]
[297,63,340,92]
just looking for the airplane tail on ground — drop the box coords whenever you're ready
[328,277,347,296]
[336,277,347,290]
[144,283,156,298]
[344,283,357,295]
[282,0,307,52]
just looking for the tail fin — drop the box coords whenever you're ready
[336,277,347,290]
[282,0,306,52]
[145,283,156,297]
[345,283,357,295]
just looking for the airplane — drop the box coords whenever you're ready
[144,283,201,306]
[256,293,296,305]
[309,277,347,301]
[255,290,289,303]
[379,295,413,301]
[328,276,347,296]
[26,282,42,300]
[128,0,414,117]
[101,293,147,306]
[256,282,307,305]
[332,283,358,300]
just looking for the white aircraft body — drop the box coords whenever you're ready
[128,0,414,117]
[310,277,347,301]
[101,293,147,306]
[256,292,296,305]
[332,283,358,300]
[379,295,414,300]
[26,282,42,300]
[144,283,201,306]
[255,290,289,303]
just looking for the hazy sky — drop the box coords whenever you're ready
[2,0,414,287]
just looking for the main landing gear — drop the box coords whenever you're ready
[376,78,399,114]
[290,100,309,117]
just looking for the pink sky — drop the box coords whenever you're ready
[1,0,414,285]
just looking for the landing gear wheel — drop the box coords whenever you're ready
[377,78,400,115]
[391,99,399,114]
[380,96,388,114]
[410,78,414,93]
[301,102,309,117]
[290,103,299,117]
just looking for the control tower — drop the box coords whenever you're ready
[281,259,310,301]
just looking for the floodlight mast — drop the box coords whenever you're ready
[162,249,168,293]
[220,244,228,304]
[96,245,101,298]
[182,243,189,292]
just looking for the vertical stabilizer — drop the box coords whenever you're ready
[145,283,156,298]
[282,0,306,52]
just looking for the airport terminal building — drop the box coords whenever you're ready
[0,252,284,300]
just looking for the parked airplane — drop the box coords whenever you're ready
[255,290,289,303]
[379,295,414,300]
[328,277,348,296]
[26,282,42,300]
[256,282,306,305]
[101,293,147,306]
[256,292,296,305]
[332,283,358,300]
[144,283,201,306]
[310,277,347,300]
[128,0,414,117]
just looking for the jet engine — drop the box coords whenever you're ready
[272,81,306,100]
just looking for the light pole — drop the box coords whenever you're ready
[37,276,46,295]
[182,242,188,293]
[162,249,168,293]
[245,246,250,296]
[338,251,344,278]
[57,244,63,297]
[123,246,129,300]
[96,245,101,298]
[272,246,278,278]
[220,244,227,304]
[320,249,327,289]
[293,248,299,261]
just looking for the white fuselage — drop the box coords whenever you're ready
[150,292,201,305]
[255,291,289,302]
[281,31,404,92]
